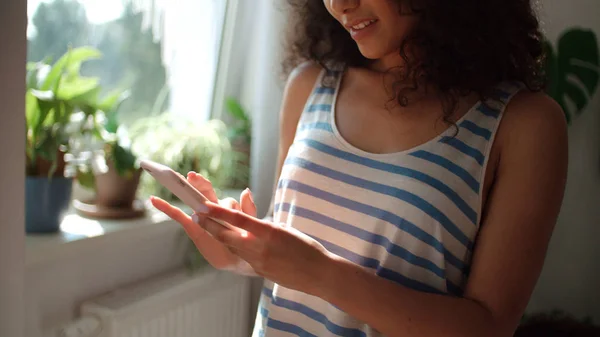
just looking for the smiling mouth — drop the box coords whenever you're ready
[350,19,378,31]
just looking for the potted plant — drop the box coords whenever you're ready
[129,113,240,201]
[129,112,248,271]
[25,47,102,233]
[224,97,251,189]
[66,89,144,219]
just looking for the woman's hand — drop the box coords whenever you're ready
[196,200,334,295]
[150,172,256,273]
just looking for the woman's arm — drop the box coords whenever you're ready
[262,62,322,221]
[312,92,568,337]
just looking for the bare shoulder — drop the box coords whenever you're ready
[279,62,323,137]
[493,90,568,173]
[498,90,568,148]
[286,61,323,93]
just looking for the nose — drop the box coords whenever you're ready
[329,0,359,14]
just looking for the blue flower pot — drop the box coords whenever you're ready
[25,177,73,233]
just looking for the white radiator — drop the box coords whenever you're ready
[56,268,252,337]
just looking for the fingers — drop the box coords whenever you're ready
[220,197,241,211]
[150,196,205,240]
[240,188,257,217]
[201,216,258,253]
[204,202,271,238]
[187,172,218,202]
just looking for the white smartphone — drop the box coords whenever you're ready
[140,159,241,232]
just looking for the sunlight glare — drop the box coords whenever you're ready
[60,214,105,237]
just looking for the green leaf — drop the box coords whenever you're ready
[225,98,249,122]
[111,143,137,176]
[77,170,96,190]
[98,89,131,113]
[33,93,56,131]
[99,89,131,134]
[105,112,119,134]
[546,28,600,124]
[57,77,100,101]
[25,91,39,131]
[41,47,101,91]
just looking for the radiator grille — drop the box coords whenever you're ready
[78,268,251,337]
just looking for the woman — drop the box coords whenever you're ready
[152,0,568,336]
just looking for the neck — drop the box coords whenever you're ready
[368,51,405,73]
[363,51,438,107]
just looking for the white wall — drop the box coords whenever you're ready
[527,0,600,320]
[0,0,26,336]
[241,0,286,219]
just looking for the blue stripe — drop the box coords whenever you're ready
[285,157,475,245]
[409,150,480,193]
[263,287,367,337]
[277,179,470,267]
[275,202,453,279]
[267,319,319,337]
[298,122,333,133]
[260,305,269,318]
[439,137,485,166]
[478,103,500,118]
[491,88,511,100]
[460,120,491,141]
[315,87,336,95]
[314,235,446,294]
[306,104,332,113]
[298,139,478,223]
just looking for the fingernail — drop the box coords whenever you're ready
[195,203,209,214]
[247,188,254,203]
[192,214,207,229]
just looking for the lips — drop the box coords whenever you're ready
[344,18,379,40]
[344,18,379,31]
[350,19,377,30]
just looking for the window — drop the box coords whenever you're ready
[27,0,228,125]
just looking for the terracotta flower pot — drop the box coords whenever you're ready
[94,163,142,208]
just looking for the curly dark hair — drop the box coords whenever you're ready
[283,0,547,117]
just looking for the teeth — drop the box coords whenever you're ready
[352,19,376,30]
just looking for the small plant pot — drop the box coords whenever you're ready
[94,164,142,209]
[25,176,73,233]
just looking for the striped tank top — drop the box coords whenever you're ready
[253,68,522,337]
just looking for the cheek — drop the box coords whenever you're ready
[385,14,417,43]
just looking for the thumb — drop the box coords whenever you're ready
[240,188,257,217]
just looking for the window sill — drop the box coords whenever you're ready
[25,202,177,267]
[25,189,243,267]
